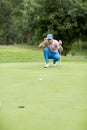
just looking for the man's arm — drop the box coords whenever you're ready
[58,40,63,54]
[38,41,45,47]
[58,45,63,54]
[38,38,48,48]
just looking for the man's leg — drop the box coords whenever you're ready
[43,49,60,67]
[52,52,60,65]
[43,47,50,64]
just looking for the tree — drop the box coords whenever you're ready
[0,0,24,44]
[0,0,87,55]
[0,0,12,44]
[7,0,24,43]
[21,0,41,44]
[34,0,87,55]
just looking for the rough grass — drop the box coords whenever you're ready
[0,44,87,62]
[0,45,43,62]
[0,45,87,130]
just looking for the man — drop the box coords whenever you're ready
[39,34,61,68]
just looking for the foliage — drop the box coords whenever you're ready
[0,0,23,44]
[21,0,87,55]
[0,0,87,55]
[0,0,12,44]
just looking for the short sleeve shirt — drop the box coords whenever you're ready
[46,39,59,52]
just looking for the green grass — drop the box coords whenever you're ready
[0,45,87,130]
[0,45,43,62]
[0,44,87,62]
[70,41,87,56]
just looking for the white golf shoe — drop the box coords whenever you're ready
[51,63,56,67]
[44,63,49,68]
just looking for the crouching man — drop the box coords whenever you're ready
[39,34,63,68]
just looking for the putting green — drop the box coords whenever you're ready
[0,62,87,130]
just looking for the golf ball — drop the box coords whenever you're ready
[39,78,42,80]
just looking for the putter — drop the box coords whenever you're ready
[59,52,62,68]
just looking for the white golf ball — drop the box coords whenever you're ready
[39,78,42,80]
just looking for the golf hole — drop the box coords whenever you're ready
[18,106,25,108]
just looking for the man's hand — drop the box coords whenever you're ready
[58,45,63,54]
[44,38,48,43]
[38,38,48,48]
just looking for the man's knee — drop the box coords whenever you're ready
[43,47,49,53]
[54,55,60,61]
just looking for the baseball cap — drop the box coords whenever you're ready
[46,34,53,39]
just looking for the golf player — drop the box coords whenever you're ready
[39,34,61,68]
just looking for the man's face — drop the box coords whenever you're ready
[48,39,52,43]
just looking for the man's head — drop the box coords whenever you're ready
[46,34,53,39]
[46,34,53,43]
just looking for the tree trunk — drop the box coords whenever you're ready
[78,39,82,51]
[27,33,31,45]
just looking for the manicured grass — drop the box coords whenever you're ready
[0,45,87,130]
[0,62,87,130]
